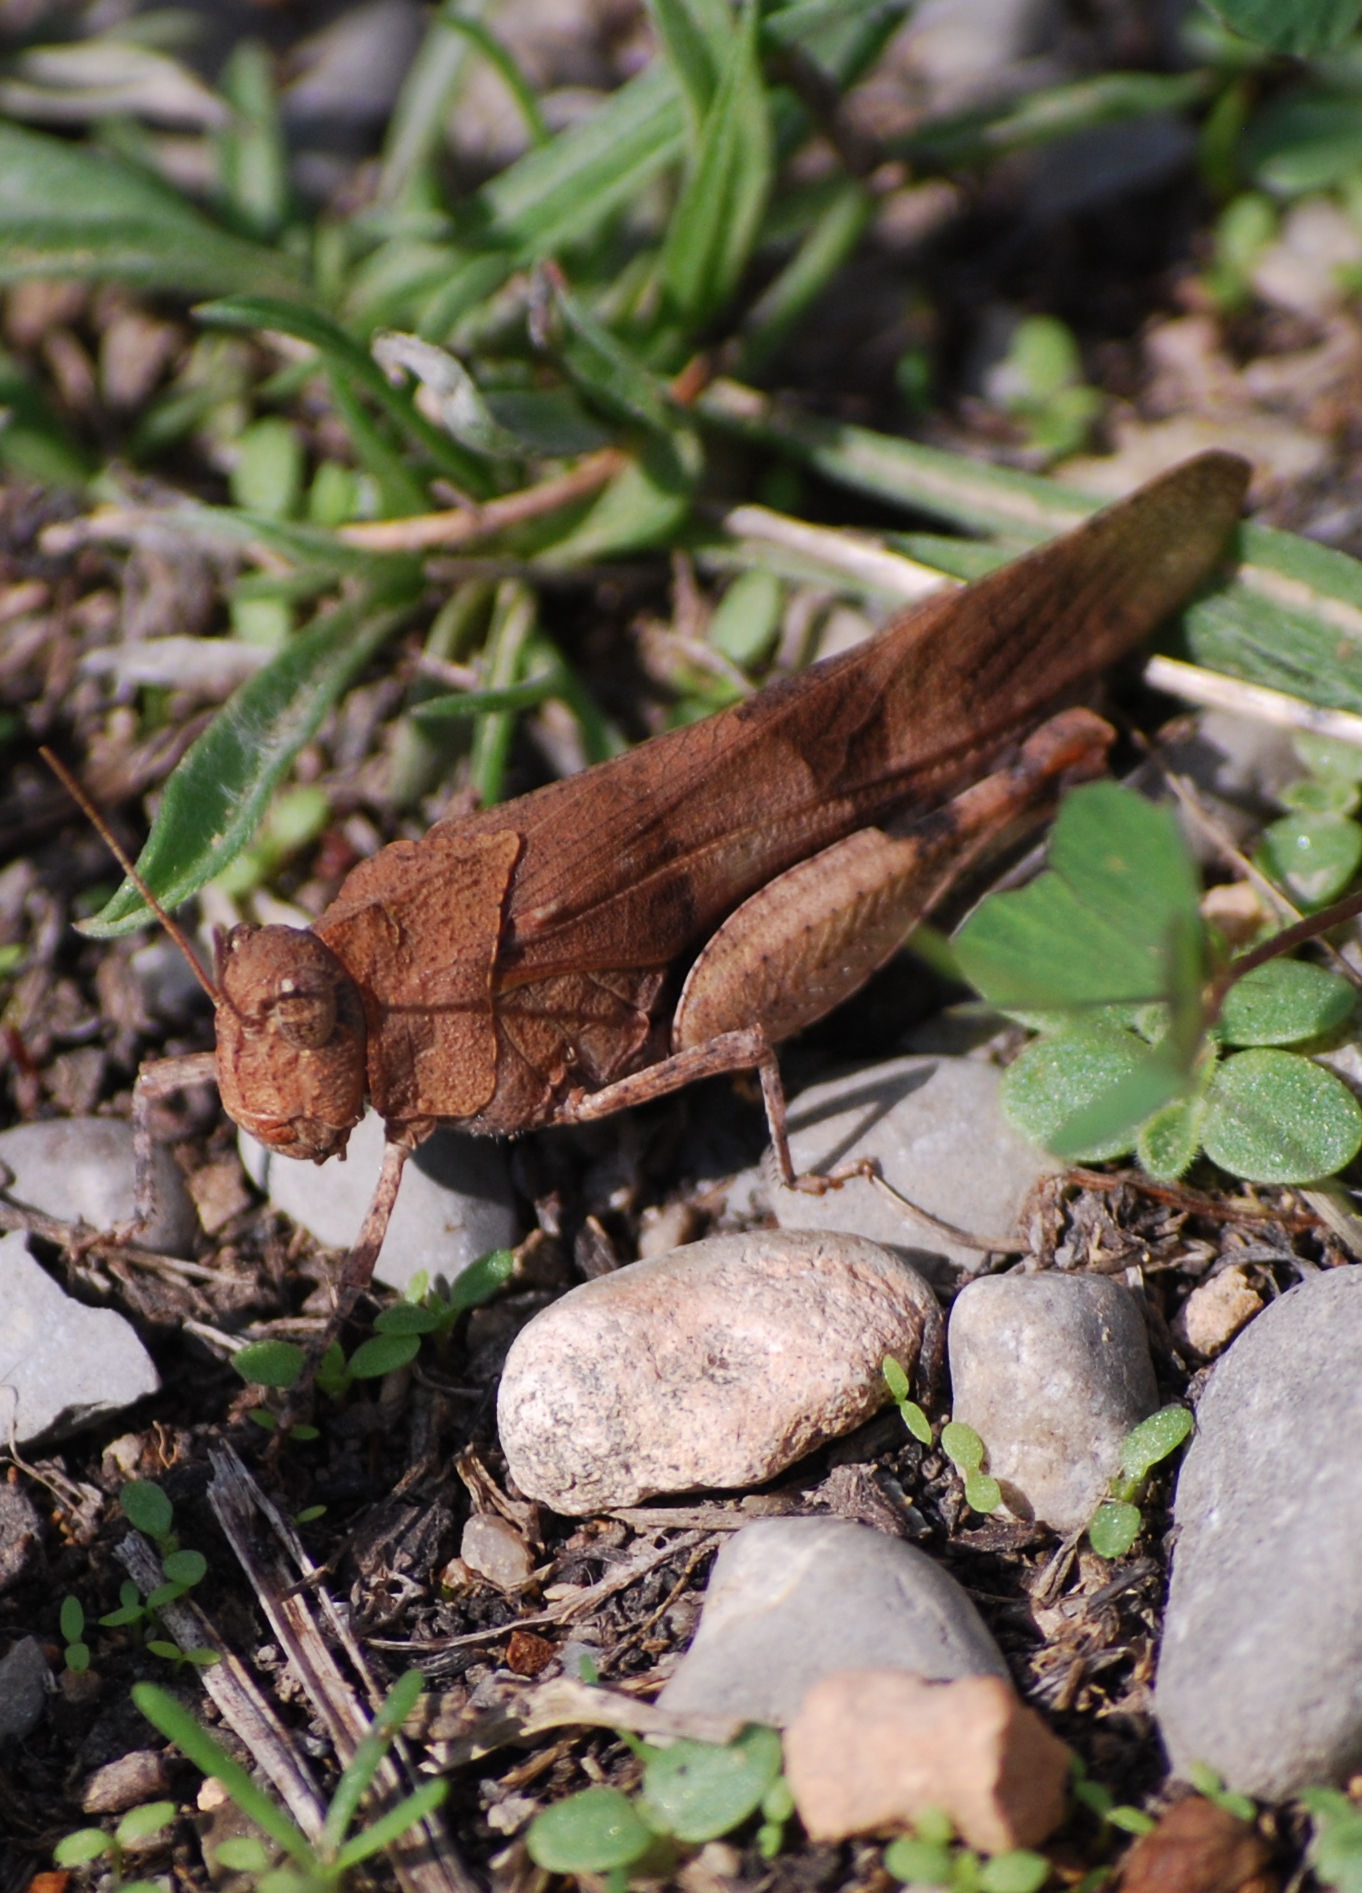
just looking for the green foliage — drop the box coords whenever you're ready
[883,1808,1050,1886]
[957,782,1362,1185]
[1069,1756,1157,1836]
[988,316,1102,463]
[1302,1785,1362,1893]
[120,1479,174,1544]
[526,1725,784,1881]
[59,1594,89,1673]
[55,1800,176,1887]
[1186,1762,1256,1825]
[130,1673,445,1893]
[1206,0,1362,56]
[940,1422,1002,1515]
[1088,1405,1194,1560]
[883,1354,933,1444]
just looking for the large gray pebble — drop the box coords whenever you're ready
[0,1230,158,1443]
[660,1517,1008,1726]
[240,1107,517,1293]
[1156,1267,1362,1799]
[0,1637,49,1742]
[0,1118,197,1257]
[752,1056,1059,1277]
[949,1272,1158,1533]
[498,1231,940,1514]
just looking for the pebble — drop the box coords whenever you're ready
[1172,1267,1263,1360]
[460,1513,535,1591]
[497,1232,941,1514]
[1115,1797,1273,1893]
[659,1517,1008,1726]
[240,1107,517,1294]
[948,1272,1158,1534]
[0,1483,42,1594]
[0,1117,197,1257]
[0,1636,49,1742]
[785,1670,1071,1851]
[82,1749,171,1814]
[748,1055,1059,1278]
[1156,1267,1362,1799]
[0,1229,159,1444]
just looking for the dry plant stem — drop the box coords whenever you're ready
[724,503,954,604]
[206,1446,480,1893]
[1068,1167,1324,1230]
[1147,654,1362,749]
[115,1529,328,1840]
[337,449,626,552]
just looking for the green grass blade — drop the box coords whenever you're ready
[413,677,557,719]
[900,71,1208,169]
[659,0,772,330]
[476,62,686,259]
[648,0,724,134]
[0,121,305,298]
[470,581,538,805]
[195,295,494,496]
[740,178,872,374]
[333,1783,449,1869]
[378,0,491,207]
[81,585,419,936]
[132,1684,312,1863]
[439,16,549,146]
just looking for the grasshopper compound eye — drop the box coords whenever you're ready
[215,926,367,1161]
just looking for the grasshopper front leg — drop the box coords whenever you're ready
[557,708,1114,1186]
[95,1050,220,1250]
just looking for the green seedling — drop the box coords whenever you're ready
[1069,1754,1156,1837]
[1185,1762,1255,1824]
[883,1354,933,1444]
[128,1672,445,1893]
[370,1249,517,1358]
[940,1422,1002,1516]
[59,1595,89,1674]
[1088,1406,1194,1559]
[955,782,1362,1185]
[55,1800,177,1892]
[985,316,1102,463]
[883,1805,1050,1891]
[107,1481,216,1664]
[1199,192,1277,311]
[526,1724,785,1889]
[1301,1783,1362,1893]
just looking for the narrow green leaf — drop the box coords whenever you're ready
[1202,1049,1362,1183]
[132,1683,312,1862]
[659,0,773,329]
[413,678,557,722]
[450,1245,517,1311]
[372,331,526,459]
[80,588,415,935]
[217,38,289,242]
[527,1787,656,1873]
[55,1831,112,1866]
[1207,0,1362,55]
[121,1481,174,1540]
[374,1303,441,1334]
[648,0,723,133]
[232,1340,306,1389]
[550,280,676,438]
[333,1782,448,1868]
[541,434,700,566]
[940,1421,985,1473]
[740,179,873,376]
[903,70,1209,170]
[197,295,493,496]
[378,0,491,206]
[1217,958,1356,1046]
[641,1726,782,1844]
[470,581,537,807]
[882,1354,911,1403]
[1120,1406,1194,1481]
[60,1595,85,1643]
[1088,1502,1142,1560]
[0,122,304,297]
[1108,1807,1158,1835]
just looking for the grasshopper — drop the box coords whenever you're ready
[52,450,1249,1354]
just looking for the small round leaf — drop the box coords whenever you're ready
[641,1725,782,1843]
[999,1028,1147,1161]
[233,1340,305,1389]
[979,1851,1049,1893]
[65,1644,90,1673]
[374,1303,440,1335]
[1088,1502,1142,1560]
[1202,1050,1362,1183]
[348,1332,421,1378]
[1294,734,1362,784]
[161,1550,207,1588]
[1279,777,1359,817]
[916,1809,957,1847]
[1217,959,1355,1047]
[1108,1808,1158,1835]
[120,1481,173,1539]
[60,1596,85,1643]
[526,1787,655,1872]
[55,1830,112,1866]
[1260,812,1362,908]
[115,1802,176,1844]
[883,1355,912,1403]
[941,1422,985,1472]
[1137,1098,1203,1182]
[885,1838,954,1884]
[216,1839,272,1872]
[963,1472,1002,1515]
[1119,1406,1193,1481]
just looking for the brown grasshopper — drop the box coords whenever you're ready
[52,449,1249,1351]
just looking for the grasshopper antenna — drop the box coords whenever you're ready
[40,746,224,1009]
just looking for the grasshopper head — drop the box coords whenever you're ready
[214,925,366,1162]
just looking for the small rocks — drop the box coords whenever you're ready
[240,1107,517,1293]
[659,1518,1007,1726]
[757,1056,1059,1277]
[497,1232,941,1513]
[460,1514,535,1591]
[82,1749,171,1814]
[948,1272,1158,1534]
[0,1636,49,1742]
[1115,1797,1274,1893]
[0,1117,197,1257]
[1172,1268,1263,1360]
[1156,1267,1362,1799]
[0,1229,159,1443]
[785,1670,1071,1851]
